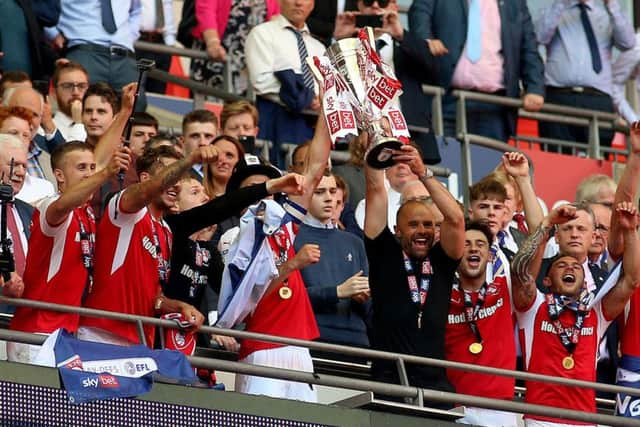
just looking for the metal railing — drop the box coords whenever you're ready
[1,296,640,426]
[445,88,632,202]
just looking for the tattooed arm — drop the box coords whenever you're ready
[119,146,219,214]
[511,204,577,310]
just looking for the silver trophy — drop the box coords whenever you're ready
[314,28,408,169]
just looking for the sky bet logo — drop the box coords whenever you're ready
[82,374,120,389]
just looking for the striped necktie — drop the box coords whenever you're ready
[491,231,506,278]
[287,27,315,90]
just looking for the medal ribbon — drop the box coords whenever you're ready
[76,204,96,294]
[462,281,487,344]
[545,288,592,355]
[403,252,432,318]
[150,217,171,288]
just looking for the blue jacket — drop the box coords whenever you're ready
[409,0,545,100]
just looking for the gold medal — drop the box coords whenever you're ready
[562,355,575,370]
[279,286,292,300]
[469,342,483,354]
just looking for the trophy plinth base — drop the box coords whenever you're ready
[365,138,404,169]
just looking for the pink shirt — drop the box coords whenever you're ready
[451,0,504,93]
[193,0,280,39]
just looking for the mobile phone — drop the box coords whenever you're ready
[238,135,256,153]
[33,80,50,98]
[355,14,384,29]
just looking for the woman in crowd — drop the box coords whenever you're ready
[203,135,245,198]
[190,0,280,95]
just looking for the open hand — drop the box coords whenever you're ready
[337,270,370,299]
[615,201,638,231]
[502,152,530,178]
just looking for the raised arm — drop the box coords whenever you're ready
[289,116,331,210]
[609,123,640,260]
[393,144,465,259]
[46,148,132,226]
[607,0,636,51]
[363,137,388,239]
[119,146,218,214]
[167,173,304,237]
[502,152,543,233]
[94,83,137,170]
[512,205,577,310]
[534,0,572,45]
[602,202,640,320]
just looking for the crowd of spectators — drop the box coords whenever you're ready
[1,0,640,426]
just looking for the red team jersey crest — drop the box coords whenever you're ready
[445,276,516,400]
[11,197,95,334]
[517,292,610,425]
[80,193,171,346]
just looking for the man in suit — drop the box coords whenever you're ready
[409,0,545,143]
[307,0,356,46]
[0,0,57,81]
[333,0,440,164]
[0,134,35,315]
[3,86,66,183]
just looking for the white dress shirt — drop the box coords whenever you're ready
[139,0,176,45]
[245,14,326,98]
[612,32,640,123]
[354,181,401,231]
[16,174,56,206]
[53,111,87,142]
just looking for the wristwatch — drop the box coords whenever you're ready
[421,169,434,180]
[154,296,164,311]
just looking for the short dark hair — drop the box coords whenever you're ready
[50,141,94,170]
[131,111,159,130]
[465,220,493,245]
[0,71,30,92]
[136,145,183,176]
[83,82,120,114]
[52,61,88,87]
[145,132,181,151]
[182,109,218,133]
[469,178,507,203]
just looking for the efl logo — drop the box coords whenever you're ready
[98,374,120,388]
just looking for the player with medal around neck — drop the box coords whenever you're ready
[456,224,494,355]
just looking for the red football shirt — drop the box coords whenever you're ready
[620,291,640,357]
[80,192,171,346]
[517,292,610,425]
[239,223,319,360]
[445,276,516,399]
[11,197,95,334]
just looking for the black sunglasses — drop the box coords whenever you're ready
[362,0,390,7]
